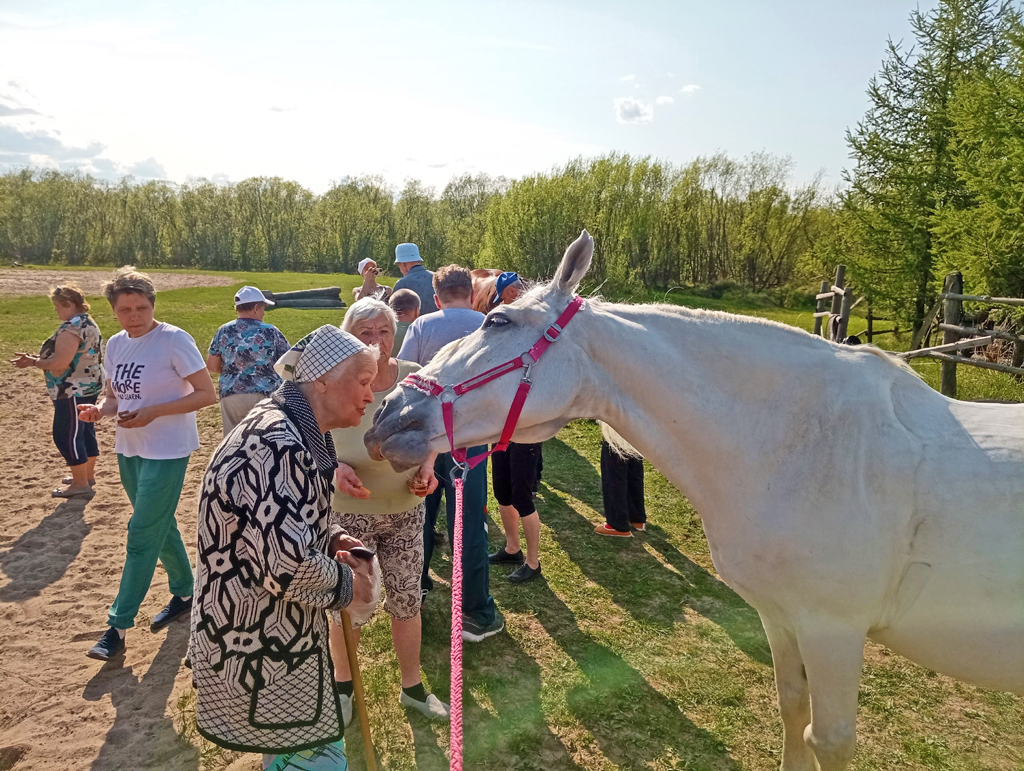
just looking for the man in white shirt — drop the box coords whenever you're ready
[397,265,504,642]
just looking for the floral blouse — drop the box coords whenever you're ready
[40,314,103,401]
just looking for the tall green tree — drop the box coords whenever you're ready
[936,17,1024,300]
[843,0,1016,332]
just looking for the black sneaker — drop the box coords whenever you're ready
[461,611,505,643]
[151,595,193,630]
[488,547,525,565]
[508,563,542,584]
[87,627,125,661]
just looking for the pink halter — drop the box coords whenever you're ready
[402,295,586,471]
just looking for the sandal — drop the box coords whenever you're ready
[52,487,95,499]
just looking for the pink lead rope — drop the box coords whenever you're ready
[402,295,586,771]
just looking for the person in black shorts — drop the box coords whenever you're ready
[488,441,544,582]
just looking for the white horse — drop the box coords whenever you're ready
[365,231,1024,771]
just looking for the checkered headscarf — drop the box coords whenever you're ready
[274,325,368,383]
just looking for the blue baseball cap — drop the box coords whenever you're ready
[395,243,421,263]
[493,272,522,304]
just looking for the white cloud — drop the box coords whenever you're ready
[680,84,701,95]
[655,95,674,105]
[613,96,653,124]
[618,74,635,81]
[666,71,676,78]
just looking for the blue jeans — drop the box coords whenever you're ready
[422,449,496,626]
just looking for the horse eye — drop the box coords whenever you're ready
[484,314,511,329]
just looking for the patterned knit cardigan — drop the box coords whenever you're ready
[190,390,352,754]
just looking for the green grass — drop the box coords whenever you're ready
[2,268,1021,770]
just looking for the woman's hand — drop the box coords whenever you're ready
[329,532,364,555]
[407,459,438,497]
[77,403,103,423]
[335,463,371,499]
[116,406,159,428]
[337,551,375,606]
[10,353,37,369]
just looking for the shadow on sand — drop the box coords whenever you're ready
[83,621,197,771]
[0,499,91,602]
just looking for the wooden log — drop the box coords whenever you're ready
[910,294,945,351]
[812,311,832,318]
[813,280,829,337]
[266,287,343,301]
[267,299,347,310]
[941,272,963,397]
[899,336,992,359]
[937,323,1024,345]
[831,285,847,296]
[915,350,1024,377]
[940,292,1024,307]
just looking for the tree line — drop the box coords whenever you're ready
[3,0,1024,334]
[0,153,823,294]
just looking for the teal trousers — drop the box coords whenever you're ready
[108,454,194,629]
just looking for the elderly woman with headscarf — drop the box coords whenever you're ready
[328,298,447,726]
[189,325,377,771]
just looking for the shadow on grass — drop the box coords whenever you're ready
[418,560,584,771]
[502,581,741,770]
[541,437,772,668]
[0,499,91,602]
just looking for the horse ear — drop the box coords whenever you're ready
[553,230,594,294]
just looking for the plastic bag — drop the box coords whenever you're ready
[341,555,381,627]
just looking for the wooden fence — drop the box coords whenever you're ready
[896,271,1024,397]
[812,265,854,342]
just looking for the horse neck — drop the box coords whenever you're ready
[573,303,805,513]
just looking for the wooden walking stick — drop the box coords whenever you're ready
[340,608,378,771]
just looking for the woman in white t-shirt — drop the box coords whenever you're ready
[78,266,216,661]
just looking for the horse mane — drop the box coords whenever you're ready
[575,293,921,379]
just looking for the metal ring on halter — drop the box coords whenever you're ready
[449,459,470,484]
[543,323,563,343]
[438,386,459,404]
[519,351,535,384]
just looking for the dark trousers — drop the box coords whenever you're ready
[600,439,646,532]
[52,395,99,466]
[422,448,496,626]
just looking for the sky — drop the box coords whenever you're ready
[0,0,939,194]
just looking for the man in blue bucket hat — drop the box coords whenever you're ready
[393,243,438,315]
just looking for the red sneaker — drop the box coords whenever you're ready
[594,523,632,537]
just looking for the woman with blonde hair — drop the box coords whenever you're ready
[10,284,103,498]
[328,297,449,724]
[78,266,216,661]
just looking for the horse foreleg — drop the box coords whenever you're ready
[761,617,815,771]
[797,626,866,771]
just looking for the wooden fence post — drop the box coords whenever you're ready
[941,272,963,398]
[828,265,846,340]
[866,301,874,344]
[838,285,853,341]
[814,280,829,337]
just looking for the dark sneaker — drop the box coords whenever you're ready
[87,627,125,661]
[151,595,193,630]
[508,563,542,584]
[461,611,505,643]
[488,547,525,565]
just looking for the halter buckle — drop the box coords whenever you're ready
[543,322,563,343]
[520,351,535,383]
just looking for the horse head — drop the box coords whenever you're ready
[364,230,595,470]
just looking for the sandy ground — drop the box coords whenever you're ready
[0,269,235,296]
[0,367,258,771]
